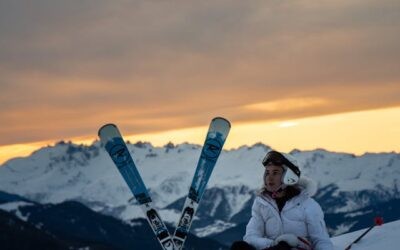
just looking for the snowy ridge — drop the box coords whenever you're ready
[0,141,399,236]
[0,201,33,222]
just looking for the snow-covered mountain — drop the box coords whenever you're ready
[2,189,399,250]
[0,191,226,250]
[0,141,399,237]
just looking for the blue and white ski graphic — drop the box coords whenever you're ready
[98,124,175,250]
[173,117,231,249]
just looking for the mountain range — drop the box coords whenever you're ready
[0,190,225,249]
[0,140,399,247]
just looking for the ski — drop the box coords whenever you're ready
[173,117,231,249]
[98,124,175,250]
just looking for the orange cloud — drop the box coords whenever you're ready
[244,98,331,113]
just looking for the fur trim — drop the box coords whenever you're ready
[296,176,318,197]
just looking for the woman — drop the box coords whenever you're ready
[231,150,333,250]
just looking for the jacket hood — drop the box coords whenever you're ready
[295,176,318,197]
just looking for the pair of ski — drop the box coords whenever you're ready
[98,117,231,250]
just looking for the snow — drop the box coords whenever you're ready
[0,201,33,212]
[0,201,33,221]
[158,209,181,225]
[345,211,372,218]
[194,220,236,237]
[333,222,358,235]
[332,219,400,250]
[126,220,144,227]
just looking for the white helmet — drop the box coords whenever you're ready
[262,150,301,185]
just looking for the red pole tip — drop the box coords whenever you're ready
[374,216,384,226]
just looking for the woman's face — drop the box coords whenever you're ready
[264,164,283,192]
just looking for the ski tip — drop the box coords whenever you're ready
[98,123,118,137]
[212,117,231,127]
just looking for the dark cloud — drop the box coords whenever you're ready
[1,0,400,145]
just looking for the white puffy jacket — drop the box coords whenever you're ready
[243,178,333,250]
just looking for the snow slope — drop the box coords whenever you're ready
[332,219,400,250]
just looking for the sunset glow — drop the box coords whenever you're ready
[1,106,399,165]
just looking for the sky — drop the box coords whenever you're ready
[1,0,400,164]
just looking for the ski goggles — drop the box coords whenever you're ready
[262,150,301,177]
